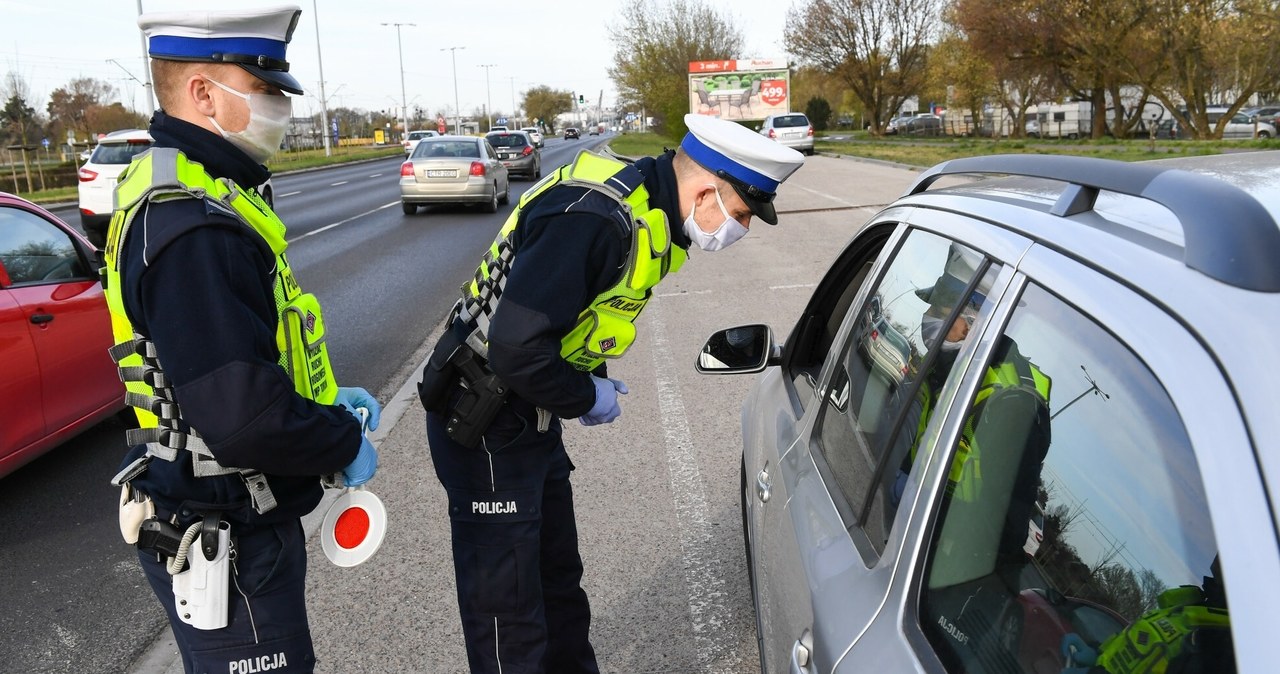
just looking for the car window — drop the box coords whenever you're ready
[487,134,528,148]
[773,114,809,128]
[0,206,88,284]
[814,228,997,555]
[414,141,480,158]
[89,142,151,165]
[919,282,1231,673]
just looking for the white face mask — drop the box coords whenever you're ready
[683,184,748,252]
[204,77,291,164]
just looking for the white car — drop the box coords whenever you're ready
[77,129,154,248]
[77,129,273,248]
[520,127,544,148]
[403,130,440,156]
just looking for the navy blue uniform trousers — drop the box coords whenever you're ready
[138,519,316,673]
[427,395,599,674]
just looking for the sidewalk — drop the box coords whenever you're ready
[127,153,925,673]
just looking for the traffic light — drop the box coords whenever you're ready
[578,94,585,104]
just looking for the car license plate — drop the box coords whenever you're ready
[426,169,457,178]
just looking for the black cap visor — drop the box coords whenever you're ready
[715,169,779,225]
[235,64,303,95]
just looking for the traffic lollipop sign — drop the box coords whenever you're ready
[320,487,387,567]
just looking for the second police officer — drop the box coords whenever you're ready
[102,6,380,672]
[418,114,805,673]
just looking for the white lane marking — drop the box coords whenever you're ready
[649,301,737,670]
[286,201,398,243]
[330,180,348,186]
[769,282,818,290]
[369,173,382,178]
[655,289,713,298]
[278,190,301,198]
[786,181,862,208]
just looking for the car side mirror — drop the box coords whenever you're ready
[695,324,775,374]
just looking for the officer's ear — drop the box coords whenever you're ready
[188,74,217,117]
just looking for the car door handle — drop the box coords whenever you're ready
[790,628,814,673]
[30,313,54,325]
[756,467,771,503]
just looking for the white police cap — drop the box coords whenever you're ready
[681,113,805,224]
[139,5,304,95]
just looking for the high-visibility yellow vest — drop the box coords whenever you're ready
[101,148,336,510]
[1096,586,1231,673]
[455,150,686,371]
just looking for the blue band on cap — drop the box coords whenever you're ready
[149,35,286,62]
[681,132,778,194]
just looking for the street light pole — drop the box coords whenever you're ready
[312,0,331,156]
[478,64,496,130]
[382,22,415,143]
[135,0,155,117]
[441,46,465,135]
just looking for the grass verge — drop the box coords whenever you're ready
[606,131,1277,167]
[8,145,405,205]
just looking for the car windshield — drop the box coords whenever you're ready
[90,142,151,165]
[774,115,809,128]
[413,141,479,159]
[408,132,433,140]
[487,134,528,148]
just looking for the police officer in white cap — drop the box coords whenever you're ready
[102,6,381,672]
[417,114,803,673]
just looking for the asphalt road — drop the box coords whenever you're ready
[0,133,610,674]
[7,140,927,674]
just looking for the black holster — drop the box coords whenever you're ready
[443,346,509,449]
[418,331,510,449]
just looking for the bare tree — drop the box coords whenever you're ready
[786,0,941,135]
[1118,0,1280,139]
[608,0,743,137]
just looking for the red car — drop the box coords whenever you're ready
[999,587,1127,674]
[0,192,124,478]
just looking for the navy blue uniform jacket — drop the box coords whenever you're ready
[116,111,359,526]
[471,150,691,418]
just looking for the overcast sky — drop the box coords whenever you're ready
[2,0,793,121]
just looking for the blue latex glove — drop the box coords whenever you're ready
[580,376,628,426]
[342,435,378,487]
[334,386,381,431]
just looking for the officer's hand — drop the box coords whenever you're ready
[334,386,381,431]
[580,376,628,426]
[342,436,378,487]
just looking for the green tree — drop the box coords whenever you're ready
[522,85,574,131]
[1,72,40,146]
[805,96,833,131]
[608,0,743,137]
[46,77,118,141]
[786,0,942,136]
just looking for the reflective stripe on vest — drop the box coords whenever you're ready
[458,150,686,372]
[1096,595,1230,673]
[101,148,338,510]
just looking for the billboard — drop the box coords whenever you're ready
[688,58,790,122]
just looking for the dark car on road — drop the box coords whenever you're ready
[696,151,1279,673]
[486,130,542,180]
[564,127,580,140]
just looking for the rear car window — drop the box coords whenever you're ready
[408,131,434,141]
[89,142,151,165]
[773,115,809,128]
[486,134,528,148]
[413,141,480,159]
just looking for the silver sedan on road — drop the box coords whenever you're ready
[399,136,510,215]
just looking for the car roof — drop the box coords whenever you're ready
[97,129,152,144]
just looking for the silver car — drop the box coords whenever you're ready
[699,152,1280,673]
[758,113,814,155]
[399,136,509,215]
